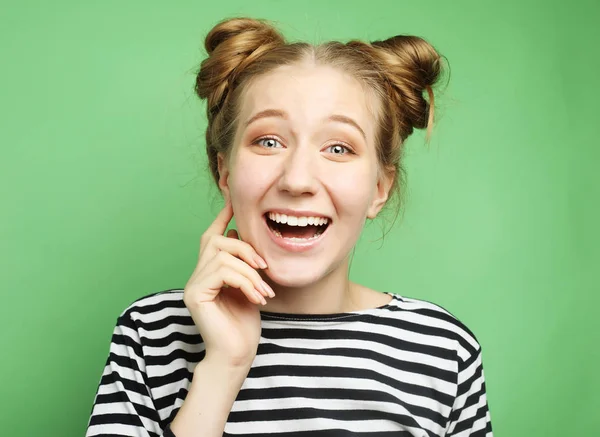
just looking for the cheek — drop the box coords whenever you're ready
[230,157,263,195]
[228,160,271,243]
[228,157,273,212]
[327,164,378,218]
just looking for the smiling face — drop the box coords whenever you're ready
[218,62,392,287]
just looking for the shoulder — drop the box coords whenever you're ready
[119,288,185,314]
[114,289,191,332]
[382,292,482,361]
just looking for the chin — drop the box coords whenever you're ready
[262,262,327,288]
[261,255,345,289]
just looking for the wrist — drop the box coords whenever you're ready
[202,352,256,371]
[193,354,253,382]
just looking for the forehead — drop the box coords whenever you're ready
[238,63,378,136]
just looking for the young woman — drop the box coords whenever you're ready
[86,17,493,437]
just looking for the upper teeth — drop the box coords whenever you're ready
[268,212,329,226]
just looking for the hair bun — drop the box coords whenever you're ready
[203,17,284,55]
[371,35,442,133]
[195,18,285,116]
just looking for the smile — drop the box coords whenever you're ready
[263,211,331,252]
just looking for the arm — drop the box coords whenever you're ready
[445,347,493,436]
[86,314,250,437]
[86,314,163,437]
[169,357,250,437]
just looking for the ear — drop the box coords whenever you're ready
[367,169,394,219]
[217,152,231,203]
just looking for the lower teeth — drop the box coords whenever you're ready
[272,229,322,240]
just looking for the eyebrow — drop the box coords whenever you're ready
[327,114,367,142]
[244,109,287,127]
[244,109,367,141]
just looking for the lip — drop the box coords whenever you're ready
[263,214,330,253]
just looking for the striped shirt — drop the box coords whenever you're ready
[86,289,493,437]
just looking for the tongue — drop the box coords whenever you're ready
[279,223,320,239]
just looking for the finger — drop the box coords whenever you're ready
[197,203,235,263]
[212,266,267,305]
[199,250,273,298]
[185,268,264,307]
[211,235,267,270]
[216,251,274,298]
[205,201,234,237]
[186,264,256,305]
[224,228,267,269]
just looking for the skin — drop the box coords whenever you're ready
[173,61,397,437]
[217,61,394,314]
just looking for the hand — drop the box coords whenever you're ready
[183,201,275,368]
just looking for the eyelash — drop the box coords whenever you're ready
[253,136,355,155]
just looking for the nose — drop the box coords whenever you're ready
[276,146,318,197]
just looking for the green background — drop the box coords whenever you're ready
[2,1,598,435]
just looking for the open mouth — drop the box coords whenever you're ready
[265,212,330,241]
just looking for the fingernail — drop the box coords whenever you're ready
[255,289,267,305]
[255,256,267,269]
[262,281,275,298]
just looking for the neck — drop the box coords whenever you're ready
[261,258,360,314]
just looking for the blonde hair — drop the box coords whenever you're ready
[194,17,443,216]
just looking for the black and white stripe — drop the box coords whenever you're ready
[86,289,493,436]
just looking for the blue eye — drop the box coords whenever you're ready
[256,137,282,149]
[325,144,353,155]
